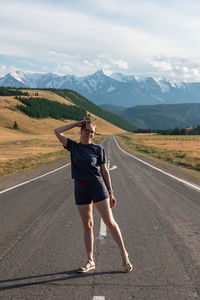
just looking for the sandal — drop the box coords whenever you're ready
[122,253,133,273]
[123,262,133,273]
[77,260,95,273]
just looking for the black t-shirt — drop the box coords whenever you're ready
[63,138,107,180]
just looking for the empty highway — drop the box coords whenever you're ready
[0,136,200,299]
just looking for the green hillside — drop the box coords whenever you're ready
[16,96,87,120]
[52,89,137,132]
[0,86,137,131]
[99,104,126,115]
[120,103,200,129]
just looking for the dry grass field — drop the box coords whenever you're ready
[117,133,200,174]
[0,91,125,178]
[21,90,75,105]
[2,89,199,179]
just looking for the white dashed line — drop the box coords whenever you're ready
[108,165,117,171]
[107,159,110,169]
[93,296,105,300]
[99,141,118,239]
[99,218,107,239]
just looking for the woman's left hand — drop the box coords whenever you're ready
[109,193,116,208]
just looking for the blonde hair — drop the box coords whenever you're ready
[81,120,96,131]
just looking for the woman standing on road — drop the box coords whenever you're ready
[54,120,132,273]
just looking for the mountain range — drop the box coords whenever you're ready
[1,70,200,107]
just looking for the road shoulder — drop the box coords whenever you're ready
[0,157,70,192]
[115,136,200,187]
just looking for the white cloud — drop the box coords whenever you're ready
[83,55,128,72]
[83,60,94,67]
[0,0,200,80]
[42,66,49,71]
[89,0,200,59]
[182,66,189,73]
[49,51,80,60]
[0,64,18,76]
[55,64,73,74]
[89,0,200,38]
[0,0,178,76]
[112,59,128,69]
[149,54,200,81]
[23,60,34,67]
[149,59,173,72]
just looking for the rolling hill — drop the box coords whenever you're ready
[99,104,126,115]
[0,87,131,139]
[120,103,200,129]
[52,89,137,132]
[100,103,200,130]
[0,87,130,177]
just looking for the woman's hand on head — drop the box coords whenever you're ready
[109,193,116,208]
[77,120,87,127]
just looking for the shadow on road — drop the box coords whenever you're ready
[0,269,124,291]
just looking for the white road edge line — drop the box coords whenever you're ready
[114,136,200,193]
[0,163,71,194]
[0,138,106,195]
[0,136,107,195]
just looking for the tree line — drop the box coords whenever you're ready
[0,87,29,96]
[16,96,88,121]
[134,127,200,135]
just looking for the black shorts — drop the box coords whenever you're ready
[74,179,109,205]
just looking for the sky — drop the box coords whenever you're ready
[1,0,200,81]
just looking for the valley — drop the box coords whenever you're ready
[0,87,199,179]
[100,103,200,129]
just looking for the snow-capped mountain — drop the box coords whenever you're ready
[1,69,200,107]
[109,72,137,82]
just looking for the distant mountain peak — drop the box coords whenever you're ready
[9,71,25,83]
[91,69,108,78]
[1,69,200,107]
[95,69,105,75]
[110,72,136,83]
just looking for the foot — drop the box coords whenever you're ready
[77,260,95,273]
[123,262,133,272]
[121,252,133,273]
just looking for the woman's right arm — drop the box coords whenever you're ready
[54,120,86,147]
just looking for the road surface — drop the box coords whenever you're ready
[0,136,200,299]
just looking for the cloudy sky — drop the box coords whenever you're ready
[1,0,200,81]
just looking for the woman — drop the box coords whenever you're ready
[54,120,133,273]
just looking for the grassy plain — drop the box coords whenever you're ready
[0,91,125,178]
[2,89,199,178]
[117,133,200,174]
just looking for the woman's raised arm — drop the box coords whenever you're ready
[54,120,86,147]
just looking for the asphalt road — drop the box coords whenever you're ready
[0,136,200,300]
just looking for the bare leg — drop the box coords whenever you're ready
[95,198,130,266]
[77,203,94,262]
